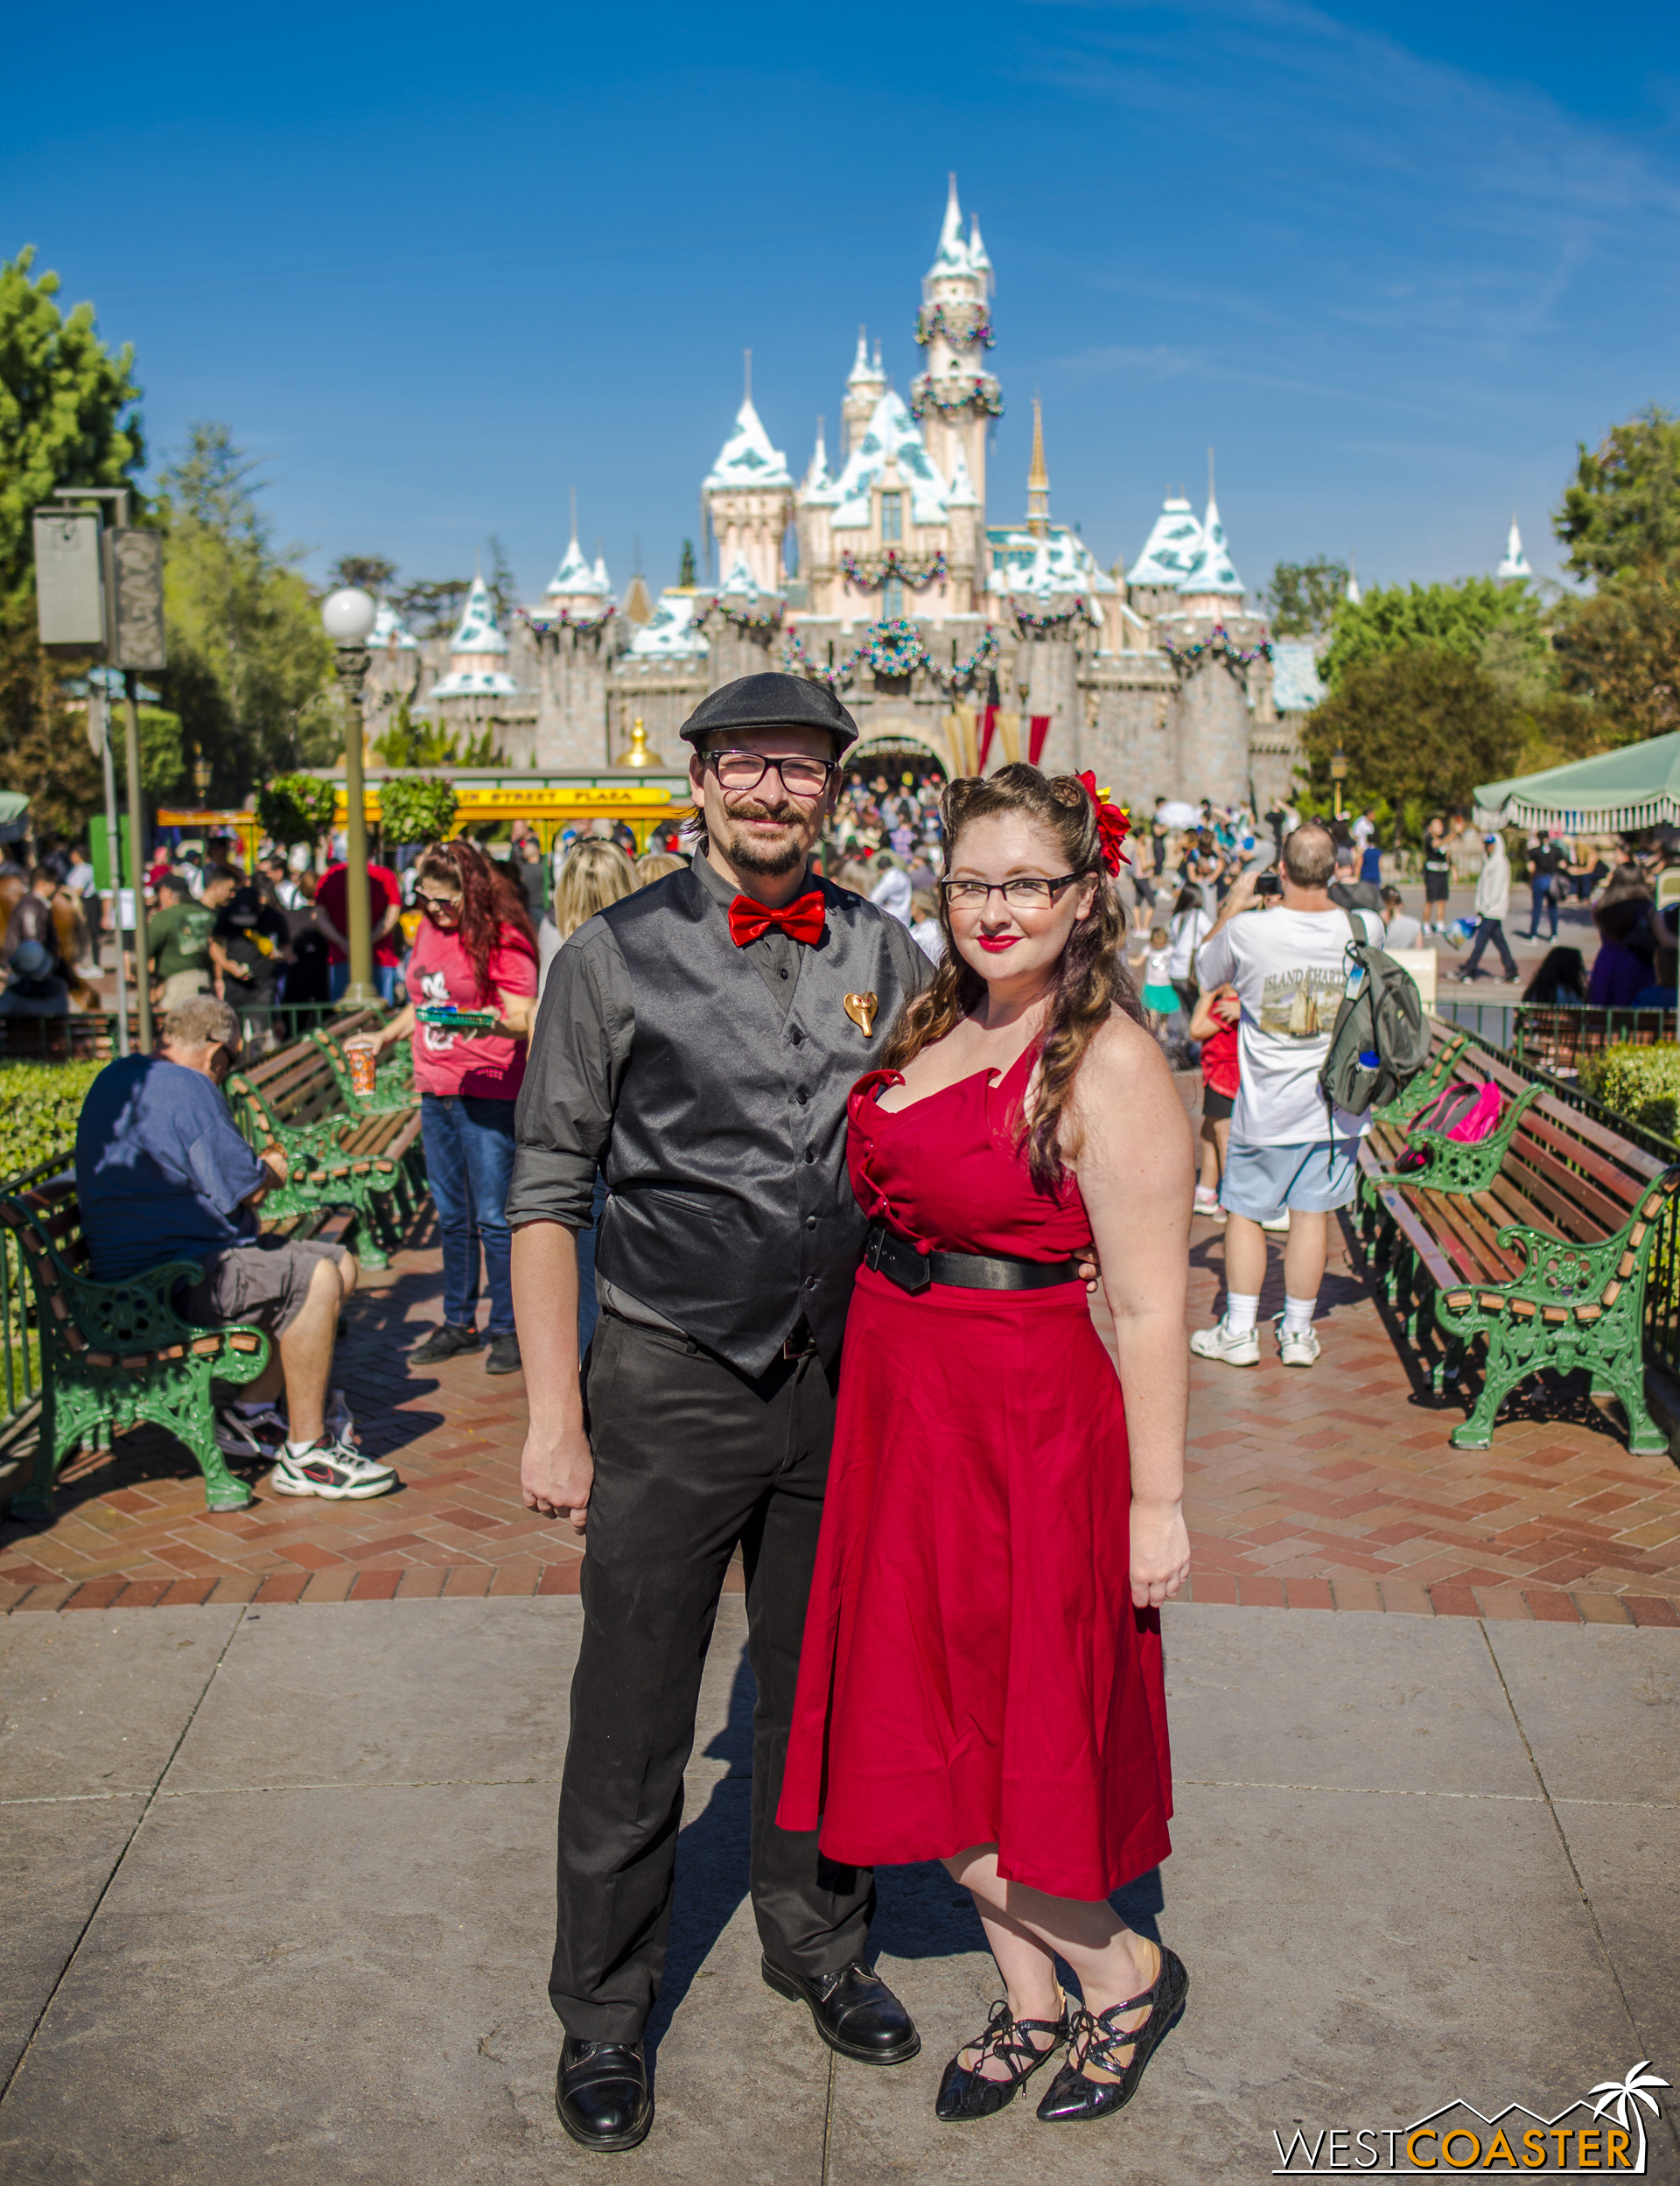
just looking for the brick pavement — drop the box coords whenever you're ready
[2,1202,1677,1622]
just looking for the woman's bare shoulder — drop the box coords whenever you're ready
[1070,1008,1187,1137]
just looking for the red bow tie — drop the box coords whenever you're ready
[728,889,826,949]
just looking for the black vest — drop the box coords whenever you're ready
[593,867,920,1375]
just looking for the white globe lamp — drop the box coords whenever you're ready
[322,587,379,644]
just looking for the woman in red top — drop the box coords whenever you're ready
[1189,982,1240,1221]
[354,841,538,1374]
[778,764,1194,2130]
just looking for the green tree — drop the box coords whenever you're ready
[485,535,517,622]
[1301,645,1520,818]
[329,554,397,595]
[1264,559,1348,637]
[0,248,144,837]
[1551,573,1680,745]
[155,423,334,798]
[378,775,458,847]
[392,576,470,637]
[1320,576,1546,690]
[1555,408,1680,584]
[256,772,339,850]
[678,538,696,587]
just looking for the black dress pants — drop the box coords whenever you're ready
[549,1310,874,2043]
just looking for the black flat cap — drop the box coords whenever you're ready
[679,671,858,752]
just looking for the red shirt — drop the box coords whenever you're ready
[1200,1017,1240,1099]
[317,861,403,967]
[407,920,537,1100]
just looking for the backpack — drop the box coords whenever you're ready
[1318,912,1432,1119]
[1391,1080,1503,1172]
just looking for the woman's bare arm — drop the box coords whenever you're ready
[1070,1012,1196,1608]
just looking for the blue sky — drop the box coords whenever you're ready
[7,0,1678,608]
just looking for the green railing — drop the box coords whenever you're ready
[1440,1016,1680,1385]
[0,1152,74,1440]
[1510,1005,1676,1075]
[0,999,357,1062]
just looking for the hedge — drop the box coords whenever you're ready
[0,1061,107,1184]
[1578,1042,1680,1145]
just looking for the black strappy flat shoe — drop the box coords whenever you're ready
[934,1992,1070,2121]
[1035,1945,1187,2124]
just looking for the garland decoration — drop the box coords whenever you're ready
[909,374,1004,421]
[1164,623,1273,672]
[1012,597,1101,634]
[517,604,615,636]
[914,303,995,350]
[839,547,948,592]
[693,593,784,634]
[781,622,998,693]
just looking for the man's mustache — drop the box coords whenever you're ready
[727,800,802,827]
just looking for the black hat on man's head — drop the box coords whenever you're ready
[679,672,858,753]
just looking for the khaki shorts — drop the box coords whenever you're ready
[184,1237,348,1338]
[159,969,211,1008]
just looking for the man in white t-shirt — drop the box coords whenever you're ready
[1188,823,1379,1369]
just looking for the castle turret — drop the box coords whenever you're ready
[910,176,1002,519]
[842,330,887,459]
[1026,398,1050,538]
[1497,517,1532,582]
[703,382,794,596]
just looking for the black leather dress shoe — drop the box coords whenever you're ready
[555,2036,653,2152]
[761,1957,920,2065]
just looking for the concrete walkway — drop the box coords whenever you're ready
[2,1600,1675,2183]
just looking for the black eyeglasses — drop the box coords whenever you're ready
[940,873,1088,908]
[704,751,836,799]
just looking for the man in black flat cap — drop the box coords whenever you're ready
[509,671,929,2153]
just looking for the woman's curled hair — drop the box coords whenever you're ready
[414,838,538,1003]
[878,762,1142,1188]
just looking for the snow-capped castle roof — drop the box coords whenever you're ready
[1271,641,1326,714]
[945,444,980,510]
[1497,519,1532,581]
[704,397,793,492]
[830,390,949,529]
[718,551,761,601]
[1175,495,1245,598]
[545,531,611,600]
[926,175,971,281]
[846,330,886,390]
[368,604,418,652]
[429,664,522,699]
[626,591,709,662]
[967,214,991,284]
[1129,495,1204,587]
[986,523,1118,602]
[446,573,508,656]
[801,422,839,507]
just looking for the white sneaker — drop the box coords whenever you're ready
[1277,1319,1321,1368]
[270,1439,397,1501]
[1193,1187,1221,1216]
[1188,1318,1261,1367]
[1260,1209,1292,1234]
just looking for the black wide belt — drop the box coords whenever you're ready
[863,1222,1082,1298]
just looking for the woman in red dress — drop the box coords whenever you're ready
[779,763,1194,2128]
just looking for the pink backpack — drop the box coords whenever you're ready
[1394,1081,1503,1172]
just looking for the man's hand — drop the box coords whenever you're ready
[522,1419,594,1531]
[1130,1496,1190,1609]
[261,1146,290,1188]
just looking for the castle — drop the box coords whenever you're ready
[372,179,1322,810]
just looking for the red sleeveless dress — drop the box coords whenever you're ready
[777,1049,1173,1901]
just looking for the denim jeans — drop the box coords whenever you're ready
[1528,879,1558,939]
[421,1091,517,1336]
[1463,915,1517,980]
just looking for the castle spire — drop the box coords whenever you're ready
[1497,515,1532,581]
[1026,397,1050,536]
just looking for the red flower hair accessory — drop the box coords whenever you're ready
[1076,771,1131,874]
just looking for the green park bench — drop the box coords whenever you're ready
[0,1181,352,1517]
[1355,1035,1679,1454]
[225,1022,424,1271]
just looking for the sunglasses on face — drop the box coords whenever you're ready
[416,891,463,914]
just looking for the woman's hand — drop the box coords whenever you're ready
[493,989,537,1041]
[1130,1497,1190,1609]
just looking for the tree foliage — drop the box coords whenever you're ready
[372,700,502,768]
[155,423,335,799]
[0,248,144,605]
[678,539,696,588]
[1264,559,1348,638]
[1301,645,1520,816]
[377,774,458,847]
[256,772,340,849]
[392,576,470,637]
[1551,573,1680,746]
[1320,576,1545,690]
[1555,408,1680,585]
[329,554,397,595]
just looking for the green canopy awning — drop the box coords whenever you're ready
[1474,734,1680,832]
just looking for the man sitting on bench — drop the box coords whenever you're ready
[74,996,397,1502]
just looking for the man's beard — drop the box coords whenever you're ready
[719,800,809,877]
